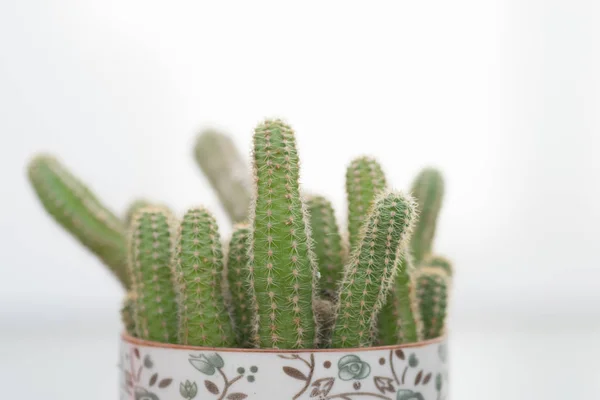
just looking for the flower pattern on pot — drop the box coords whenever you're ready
[337,355,371,381]
[396,389,425,400]
[179,380,198,399]
[135,388,160,400]
[120,336,449,400]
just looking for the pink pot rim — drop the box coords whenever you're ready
[121,332,446,353]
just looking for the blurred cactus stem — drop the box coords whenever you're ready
[377,252,422,345]
[194,129,252,224]
[414,267,450,339]
[225,224,253,347]
[121,292,137,336]
[306,195,345,296]
[173,208,235,347]
[346,156,387,252]
[124,199,151,227]
[27,154,130,288]
[127,207,178,343]
[332,190,416,348]
[247,119,318,349]
[410,167,444,264]
[421,254,453,277]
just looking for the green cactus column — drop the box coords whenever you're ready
[124,199,152,227]
[247,119,318,349]
[194,129,252,224]
[414,267,450,339]
[377,252,422,345]
[128,207,178,343]
[410,168,444,263]
[27,154,130,288]
[306,195,345,296]
[331,191,416,348]
[346,157,387,253]
[173,208,234,347]
[225,224,254,347]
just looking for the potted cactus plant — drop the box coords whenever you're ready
[27,119,451,400]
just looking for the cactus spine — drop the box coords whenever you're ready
[194,129,252,224]
[247,119,317,349]
[173,208,234,347]
[331,191,416,348]
[410,168,444,263]
[225,224,253,347]
[306,195,345,296]
[27,155,130,288]
[346,157,387,253]
[414,267,450,339]
[128,208,178,343]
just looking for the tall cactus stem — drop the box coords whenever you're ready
[306,195,345,296]
[27,154,129,288]
[410,168,444,263]
[194,129,252,223]
[225,224,253,347]
[377,252,422,345]
[331,191,416,348]
[414,267,450,339]
[345,156,387,253]
[173,207,234,347]
[247,119,318,349]
[127,207,178,343]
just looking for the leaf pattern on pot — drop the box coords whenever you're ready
[134,388,159,400]
[374,376,396,394]
[283,366,308,381]
[310,377,335,397]
[204,380,220,395]
[179,380,198,399]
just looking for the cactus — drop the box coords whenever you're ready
[421,254,453,276]
[314,297,335,348]
[331,191,416,348]
[410,168,444,264]
[225,224,254,347]
[27,154,130,288]
[247,119,318,349]
[124,199,152,227]
[194,129,252,224]
[414,267,450,339]
[121,292,137,336]
[173,208,234,347]
[127,207,178,343]
[377,252,422,345]
[306,195,345,296]
[346,157,387,252]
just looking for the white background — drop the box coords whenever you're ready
[1,1,599,399]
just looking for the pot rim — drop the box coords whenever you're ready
[121,332,446,353]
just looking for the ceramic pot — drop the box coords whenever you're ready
[119,334,449,400]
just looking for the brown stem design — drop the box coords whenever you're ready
[216,367,243,400]
[401,366,408,385]
[325,393,393,400]
[292,354,315,400]
[389,350,399,385]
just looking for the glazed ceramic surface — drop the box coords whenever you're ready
[119,334,449,400]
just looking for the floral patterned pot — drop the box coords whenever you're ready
[120,334,449,400]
